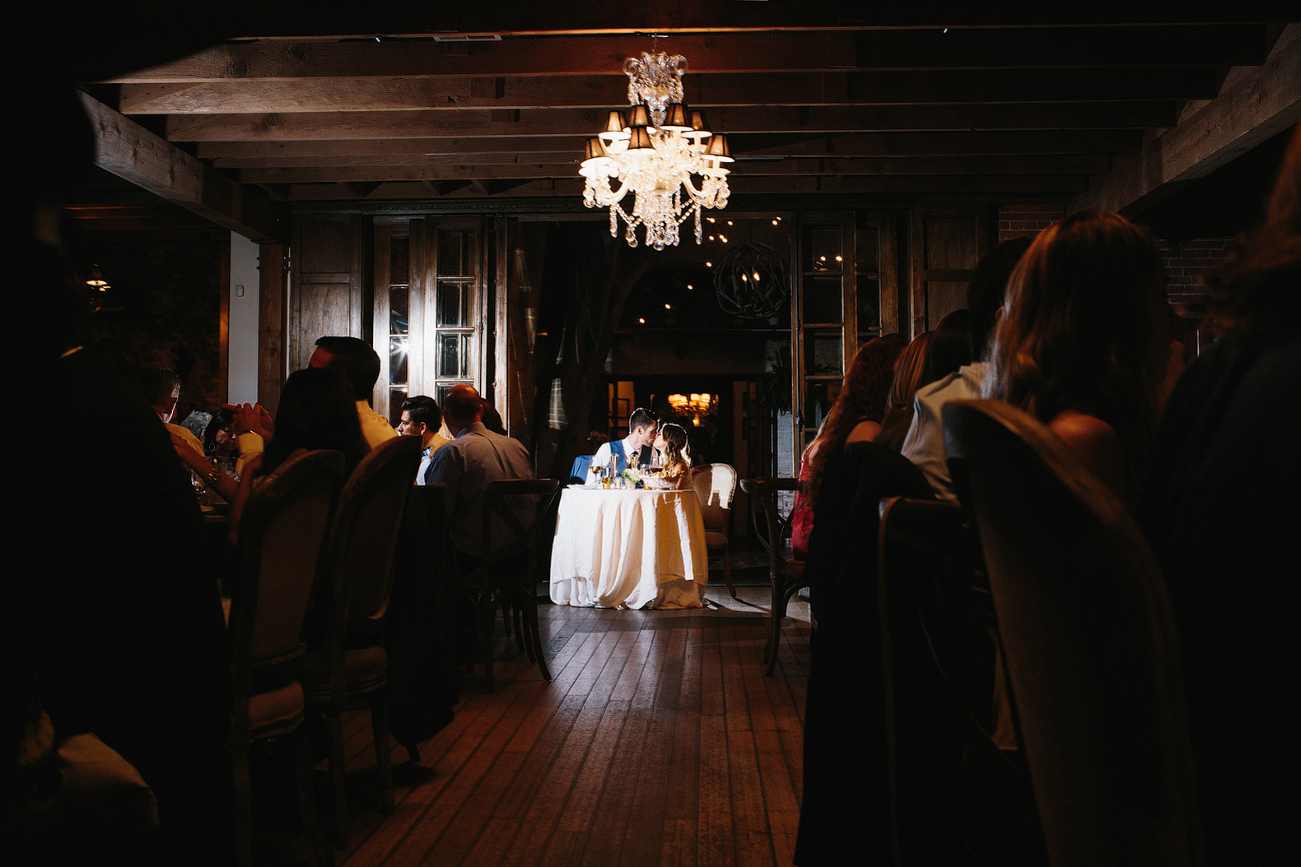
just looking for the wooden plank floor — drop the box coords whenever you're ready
[328,584,811,867]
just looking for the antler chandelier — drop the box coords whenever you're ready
[580,52,732,251]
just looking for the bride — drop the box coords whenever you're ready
[651,423,693,490]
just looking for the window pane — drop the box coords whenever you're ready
[388,387,407,427]
[390,336,408,385]
[805,330,843,377]
[804,381,841,429]
[805,228,842,273]
[390,236,410,283]
[390,285,409,335]
[437,281,469,327]
[437,333,463,378]
[856,275,881,336]
[803,276,842,324]
[438,230,474,277]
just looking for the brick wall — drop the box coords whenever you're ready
[998,204,1234,292]
[1158,237,1234,294]
[997,203,1066,241]
[997,204,1237,358]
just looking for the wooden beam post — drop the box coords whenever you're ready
[79,91,285,241]
[1072,25,1301,216]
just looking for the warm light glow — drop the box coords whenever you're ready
[581,52,731,250]
[666,392,719,427]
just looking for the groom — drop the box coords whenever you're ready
[590,407,660,479]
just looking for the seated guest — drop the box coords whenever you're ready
[203,407,240,480]
[480,398,507,436]
[138,365,207,461]
[307,335,398,450]
[396,395,450,485]
[875,330,934,452]
[791,334,906,558]
[986,212,1168,503]
[652,422,693,489]
[227,335,396,472]
[918,307,973,390]
[1139,124,1301,864]
[589,407,660,480]
[901,237,1031,502]
[426,385,534,567]
[227,367,368,542]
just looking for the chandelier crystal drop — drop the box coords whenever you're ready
[580,52,732,251]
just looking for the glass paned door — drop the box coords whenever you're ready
[374,218,484,425]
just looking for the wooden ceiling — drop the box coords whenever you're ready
[65,5,1301,236]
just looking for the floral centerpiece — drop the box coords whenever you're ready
[618,467,643,488]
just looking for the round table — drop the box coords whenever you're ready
[549,486,708,609]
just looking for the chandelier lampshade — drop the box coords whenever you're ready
[580,51,732,250]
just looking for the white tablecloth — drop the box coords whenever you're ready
[550,487,707,609]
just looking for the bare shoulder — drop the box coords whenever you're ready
[1048,410,1126,496]
[845,419,882,444]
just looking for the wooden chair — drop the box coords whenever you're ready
[692,462,739,598]
[458,478,562,692]
[301,435,422,848]
[739,477,805,676]
[876,495,1046,865]
[227,449,343,867]
[942,399,1203,867]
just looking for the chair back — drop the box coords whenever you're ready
[942,399,1202,867]
[567,454,592,486]
[230,450,344,697]
[692,463,737,533]
[877,495,1045,864]
[739,477,800,570]
[470,478,562,586]
[325,436,423,632]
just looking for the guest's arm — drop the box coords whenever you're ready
[227,454,262,547]
[169,430,239,502]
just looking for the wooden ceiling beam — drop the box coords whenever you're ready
[108,25,1266,83]
[78,92,283,241]
[165,102,1178,141]
[234,153,1108,184]
[120,67,1218,114]
[195,129,1142,161]
[275,173,1088,201]
[1074,24,1301,214]
[215,6,1301,39]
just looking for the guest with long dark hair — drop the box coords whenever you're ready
[225,366,368,541]
[987,212,1169,501]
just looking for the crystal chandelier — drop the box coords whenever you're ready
[580,52,732,251]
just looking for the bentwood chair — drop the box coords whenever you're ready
[227,449,343,867]
[302,435,422,848]
[739,477,805,675]
[692,463,739,598]
[943,399,1203,867]
[458,478,562,692]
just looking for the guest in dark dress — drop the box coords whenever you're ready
[791,334,906,560]
[1139,124,1301,865]
[793,440,935,866]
